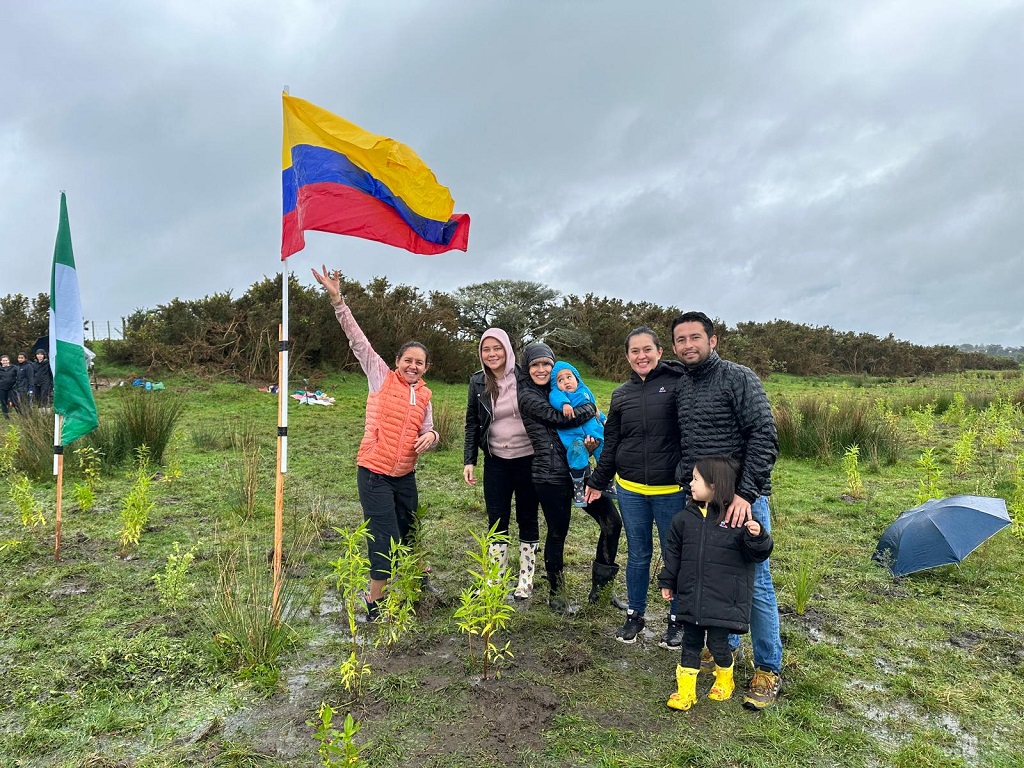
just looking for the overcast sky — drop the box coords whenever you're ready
[3,1,1022,347]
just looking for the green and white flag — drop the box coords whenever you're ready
[50,192,98,445]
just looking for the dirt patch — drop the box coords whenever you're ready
[949,627,1024,668]
[219,628,563,764]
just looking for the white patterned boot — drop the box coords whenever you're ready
[487,542,510,586]
[513,542,539,600]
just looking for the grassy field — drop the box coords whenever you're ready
[1,368,1023,768]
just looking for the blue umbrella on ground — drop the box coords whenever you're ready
[873,495,1011,577]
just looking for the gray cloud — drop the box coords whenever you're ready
[2,0,1021,347]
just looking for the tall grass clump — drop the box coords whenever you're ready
[789,552,822,615]
[191,426,233,451]
[87,389,184,467]
[7,409,53,480]
[230,421,264,521]
[431,398,463,451]
[773,395,900,465]
[203,542,298,688]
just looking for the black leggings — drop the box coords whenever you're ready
[356,466,418,581]
[534,482,623,576]
[681,623,731,669]
[483,454,539,542]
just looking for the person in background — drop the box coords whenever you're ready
[312,265,440,622]
[463,328,541,600]
[14,352,34,412]
[0,356,16,419]
[33,350,53,408]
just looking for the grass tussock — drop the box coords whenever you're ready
[202,542,299,689]
[5,408,54,480]
[86,389,184,467]
[774,395,900,465]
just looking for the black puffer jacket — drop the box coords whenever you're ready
[517,372,596,486]
[675,352,778,503]
[657,501,773,632]
[588,361,683,490]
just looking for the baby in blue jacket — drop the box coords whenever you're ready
[549,361,606,505]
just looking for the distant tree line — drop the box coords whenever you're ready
[958,343,1024,363]
[1,279,1016,383]
[0,293,49,356]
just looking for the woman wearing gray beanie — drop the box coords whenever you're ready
[517,342,623,613]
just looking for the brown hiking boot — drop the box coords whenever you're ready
[701,646,742,674]
[742,667,781,710]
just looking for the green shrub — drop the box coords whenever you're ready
[0,424,19,477]
[454,524,515,680]
[153,541,198,610]
[119,448,155,554]
[842,444,864,499]
[10,474,46,527]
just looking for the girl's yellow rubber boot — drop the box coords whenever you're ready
[708,663,735,701]
[667,665,699,711]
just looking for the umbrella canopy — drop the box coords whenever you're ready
[874,495,1011,576]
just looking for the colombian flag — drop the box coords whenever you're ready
[281,93,470,259]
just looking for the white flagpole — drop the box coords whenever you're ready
[54,414,64,561]
[272,264,289,619]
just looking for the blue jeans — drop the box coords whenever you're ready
[617,483,686,615]
[728,496,783,674]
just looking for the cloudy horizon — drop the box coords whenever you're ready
[3,1,1022,347]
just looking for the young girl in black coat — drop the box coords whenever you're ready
[658,456,773,711]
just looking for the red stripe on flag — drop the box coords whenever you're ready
[282,183,470,259]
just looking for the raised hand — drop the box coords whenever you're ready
[311,264,343,304]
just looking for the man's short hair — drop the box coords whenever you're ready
[672,311,715,338]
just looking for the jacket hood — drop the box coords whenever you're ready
[479,328,516,378]
[551,361,586,391]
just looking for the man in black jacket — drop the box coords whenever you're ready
[672,311,783,710]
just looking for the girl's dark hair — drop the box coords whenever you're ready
[693,456,740,522]
[395,341,430,365]
[624,326,662,353]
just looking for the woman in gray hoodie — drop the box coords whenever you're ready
[463,328,541,599]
